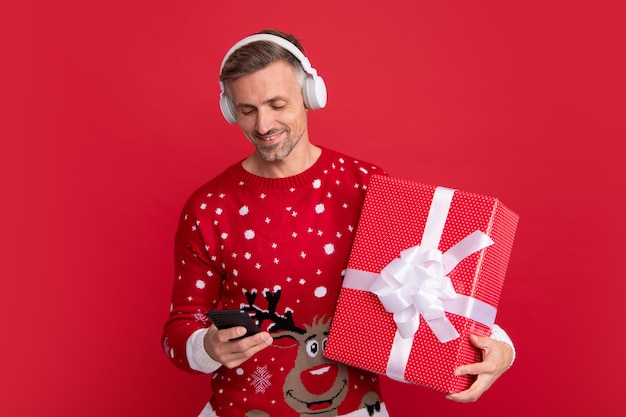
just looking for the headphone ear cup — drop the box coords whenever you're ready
[302,76,327,110]
[220,93,238,124]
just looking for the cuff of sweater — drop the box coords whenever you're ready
[186,328,222,374]
[489,324,516,367]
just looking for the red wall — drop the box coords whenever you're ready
[3,1,625,416]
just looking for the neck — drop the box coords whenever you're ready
[243,143,321,178]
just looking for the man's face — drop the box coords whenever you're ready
[228,60,308,162]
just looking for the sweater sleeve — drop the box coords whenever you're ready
[490,324,516,367]
[187,328,223,373]
[161,197,223,373]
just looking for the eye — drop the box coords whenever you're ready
[306,339,320,358]
[270,100,287,111]
[322,337,328,352]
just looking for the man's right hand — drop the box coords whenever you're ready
[203,324,273,368]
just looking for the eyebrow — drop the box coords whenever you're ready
[237,96,288,108]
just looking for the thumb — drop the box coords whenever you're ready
[469,333,491,350]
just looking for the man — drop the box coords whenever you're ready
[162,29,514,417]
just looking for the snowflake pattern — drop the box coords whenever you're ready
[250,365,273,394]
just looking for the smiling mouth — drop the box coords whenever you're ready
[255,129,284,142]
[285,379,348,414]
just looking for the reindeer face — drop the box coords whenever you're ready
[243,289,351,416]
[282,319,349,416]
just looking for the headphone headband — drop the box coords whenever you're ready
[219,33,318,79]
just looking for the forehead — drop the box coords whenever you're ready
[228,61,301,104]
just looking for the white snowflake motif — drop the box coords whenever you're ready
[200,203,207,210]
[324,243,335,255]
[315,203,325,214]
[216,208,223,215]
[239,205,249,216]
[244,230,255,240]
[359,167,369,174]
[260,193,266,199]
[244,252,252,259]
[300,251,306,258]
[312,179,322,189]
[205,270,213,278]
[196,279,206,289]
[221,232,228,240]
[193,309,209,324]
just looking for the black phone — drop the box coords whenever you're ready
[206,310,261,340]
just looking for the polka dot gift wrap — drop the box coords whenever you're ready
[325,175,519,394]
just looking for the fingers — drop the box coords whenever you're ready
[445,334,512,403]
[446,374,493,403]
[204,325,273,368]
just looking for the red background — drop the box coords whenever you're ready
[2,1,624,416]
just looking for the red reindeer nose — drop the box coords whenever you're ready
[300,363,339,395]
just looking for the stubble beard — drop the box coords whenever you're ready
[256,129,304,162]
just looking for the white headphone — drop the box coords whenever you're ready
[219,33,327,124]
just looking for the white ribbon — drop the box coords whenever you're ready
[348,186,497,381]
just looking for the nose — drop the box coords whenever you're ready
[255,107,274,135]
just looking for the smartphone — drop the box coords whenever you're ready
[206,310,261,340]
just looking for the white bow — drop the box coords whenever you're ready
[370,230,494,342]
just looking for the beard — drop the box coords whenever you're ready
[254,128,304,162]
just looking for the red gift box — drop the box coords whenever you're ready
[325,175,519,393]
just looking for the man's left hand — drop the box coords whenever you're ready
[445,334,514,403]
